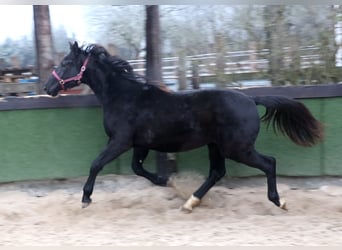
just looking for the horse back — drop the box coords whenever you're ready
[132,88,259,152]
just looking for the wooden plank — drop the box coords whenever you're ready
[0,83,341,111]
[236,83,342,99]
[0,94,100,111]
[0,83,38,94]
[0,67,34,76]
[321,98,342,175]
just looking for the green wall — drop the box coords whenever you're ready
[0,97,340,183]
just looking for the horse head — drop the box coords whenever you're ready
[45,41,89,96]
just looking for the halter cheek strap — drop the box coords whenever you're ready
[52,57,90,90]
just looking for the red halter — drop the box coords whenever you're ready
[52,57,90,90]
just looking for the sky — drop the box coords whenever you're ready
[0,5,90,43]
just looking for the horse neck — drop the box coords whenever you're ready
[82,72,104,104]
[84,67,141,106]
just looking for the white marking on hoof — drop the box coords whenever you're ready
[181,195,201,213]
[280,198,288,211]
[82,202,90,209]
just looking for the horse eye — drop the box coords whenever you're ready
[62,60,73,67]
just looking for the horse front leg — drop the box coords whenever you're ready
[132,147,169,186]
[82,138,130,208]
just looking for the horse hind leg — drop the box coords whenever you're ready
[182,143,226,212]
[132,147,169,186]
[231,148,287,211]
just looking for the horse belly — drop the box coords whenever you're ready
[153,135,208,152]
[134,128,208,153]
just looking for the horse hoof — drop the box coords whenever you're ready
[82,202,91,208]
[279,199,288,211]
[180,205,193,213]
[180,195,200,213]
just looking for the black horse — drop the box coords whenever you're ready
[44,42,324,212]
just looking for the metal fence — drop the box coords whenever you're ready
[128,46,324,80]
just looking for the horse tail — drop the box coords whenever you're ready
[253,95,324,147]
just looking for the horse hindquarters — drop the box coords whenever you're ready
[216,94,286,210]
[181,93,262,211]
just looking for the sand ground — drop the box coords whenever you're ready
[1,173,342,246]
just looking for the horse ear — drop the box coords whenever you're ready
[98,53,107,64]
[69,41,80,56]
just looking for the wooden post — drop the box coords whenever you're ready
[145,6,162,83]
[33,5,55,94]
[191,60,200,89]
[249,42,257,71]
[214,33,227,87]
[145,5,177,179]
[177,52,187,90]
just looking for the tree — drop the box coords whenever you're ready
[264,5,287,86]
[109,6,145,59]
[81,5,341,86]
[33,5,55,94]
[83,5,145,59]
[145,5,177,179]
[146,5,162,84]
[52,25,69,55]
[18,36,36,68]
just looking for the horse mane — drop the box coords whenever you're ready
[82,44,172,93]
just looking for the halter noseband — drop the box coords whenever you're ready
[52,56,90,90]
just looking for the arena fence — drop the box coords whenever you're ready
[0,84,341,183]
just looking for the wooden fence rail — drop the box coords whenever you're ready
[0,46,333,95]
[129,46,324,80]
